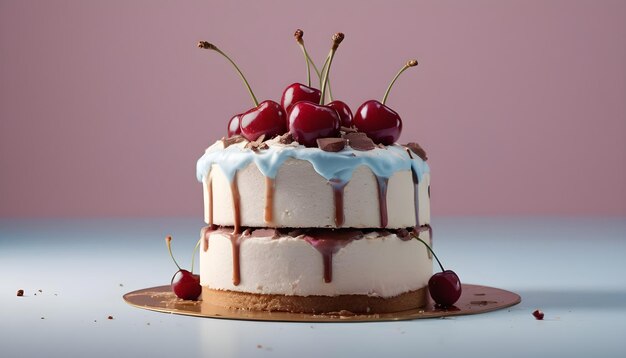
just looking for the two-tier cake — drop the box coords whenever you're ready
[196,134,432,313]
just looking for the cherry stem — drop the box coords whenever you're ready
[190,238,201,274]
[165,236,182,271]
[197,41,259,107]
[412,233,445,272]
[382,59,418,105]
[319,56,333,101]
[294,30,311,87]
[319,33,344,105]
[297,32,334,101]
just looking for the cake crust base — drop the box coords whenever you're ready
[202,287,428,314]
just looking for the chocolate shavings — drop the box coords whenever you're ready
[405,142,428,161]
[278,132,294,145]
[317,138,346,152]
[343,132,376,151]
[221,135,246,148]
[245,134,268,152]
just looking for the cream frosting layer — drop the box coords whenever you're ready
[199,229,433,298]
[198,138,431,229]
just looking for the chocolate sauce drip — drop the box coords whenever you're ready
[207,174,213,226]
[411,170,420,227]
[227,229,251,286]
[329,179,347,227]
[230,173,242,234]
[264,177,275,225]
[302,229,364,283]
[375,176,389,228]
[201,225,212,252]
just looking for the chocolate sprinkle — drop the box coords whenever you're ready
[245,134,269,152]
[16,289,24,297]
[343,132,376,151]
[405,142,428,161]
[221,135,246,148]
[278,132,294,145]
[317,138,346,152]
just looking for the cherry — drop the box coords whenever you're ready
[240,100,287,140]
[171,269,201,301]
[288,33,344,147]
[428,270,462,307]
[198,41,285,141]
[227,113,243,137]
[289,101,340,147]
[281,83,321,114]
[412,232,462,307]
[353,60,418,145]
[166,236,201,300]
[353,100,402,145]
[327,100,353,127]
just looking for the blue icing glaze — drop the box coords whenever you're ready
[196,142,430,183]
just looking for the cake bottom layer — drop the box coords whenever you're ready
[202,287,428,314]
[200,226,433,299]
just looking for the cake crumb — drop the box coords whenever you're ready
[40,317,45,320]
[16,289,24,296]
[532,309,544,320]
[38,289,42,293]
[257,344,262,349]
[107,315,114,320]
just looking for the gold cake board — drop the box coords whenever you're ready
[123,284,521,322]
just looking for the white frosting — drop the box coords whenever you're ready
[200,230,432,298]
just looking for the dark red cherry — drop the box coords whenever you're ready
[281,83,321,114]
[288,101,340,147]
[352,100,402,145]
[165,236,202,301]
[227,113,243,137]
[171,269,202,300]
[327,100,353,127]
[239,100,287,141]
[428,270,462,307]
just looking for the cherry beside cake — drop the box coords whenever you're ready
[180,30,460,314]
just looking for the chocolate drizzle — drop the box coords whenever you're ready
[207,173,213,226]
[227,229,250,285]
[302,229,364,283]
[375,176,389,228]
[411,170,420,227]
[201,225,217,252]
[329,179,347,227]
[230,173,242,234]
[264,177,275,225]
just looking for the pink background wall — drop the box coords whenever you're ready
[1,0,625,218]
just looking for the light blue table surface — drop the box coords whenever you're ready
[1,217,625,357]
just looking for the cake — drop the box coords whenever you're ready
[196,134,433,313]
[190,31,459,314]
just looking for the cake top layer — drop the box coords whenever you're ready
[196,136,430,184]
